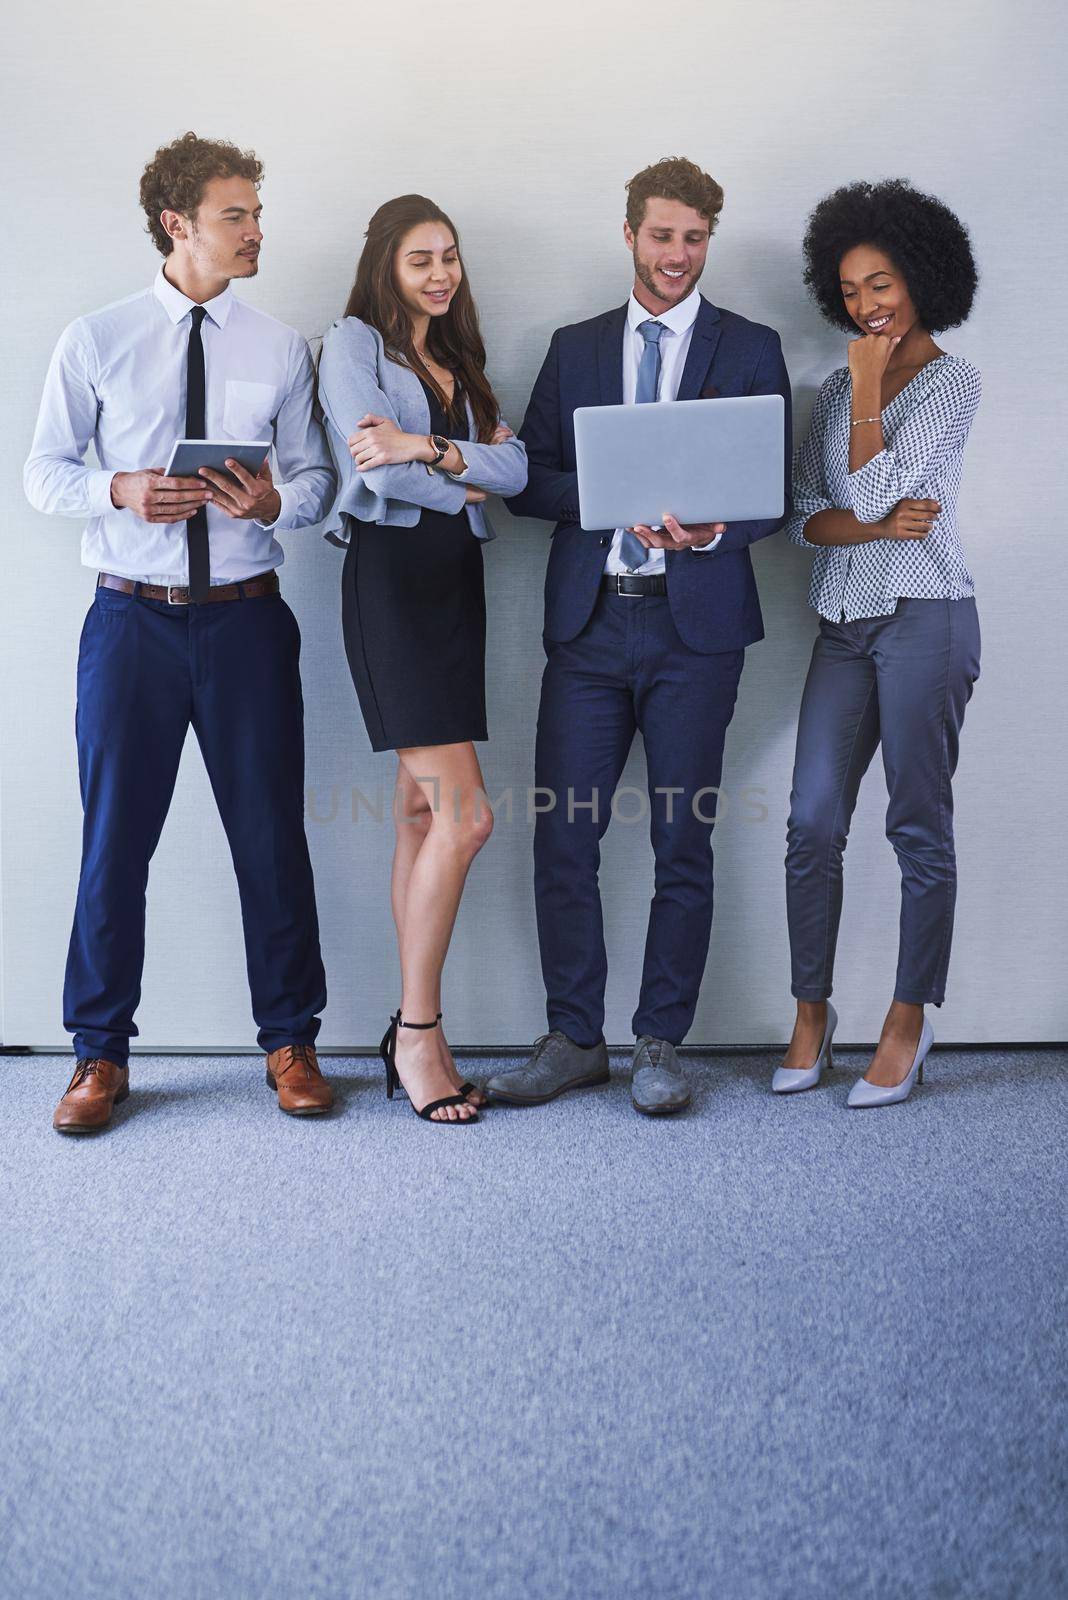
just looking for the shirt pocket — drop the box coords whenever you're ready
[222,380,277,441]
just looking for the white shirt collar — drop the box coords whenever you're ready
[153,264,235,328]
[626,284,702,338]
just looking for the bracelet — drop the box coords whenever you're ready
[851,416,881,427]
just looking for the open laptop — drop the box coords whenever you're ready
[574,394,785,531]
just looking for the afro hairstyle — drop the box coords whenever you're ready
[801,178,978,334]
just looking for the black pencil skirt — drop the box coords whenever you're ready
[341,512,488,753]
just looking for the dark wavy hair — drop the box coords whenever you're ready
[801,178,978,334]
[342,195,499,443]
[139,132,263,257]
[626,156,724,235]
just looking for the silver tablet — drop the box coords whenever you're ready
[164,439,271,482]
[574,395,784,530]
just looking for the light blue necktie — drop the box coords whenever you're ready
[618,319,666,571]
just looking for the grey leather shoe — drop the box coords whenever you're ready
[485,1031,610,1105]
[630,1037,691,1115]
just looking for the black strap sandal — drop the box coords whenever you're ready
[379,1010,484,1107]
[379,1011,479,1123]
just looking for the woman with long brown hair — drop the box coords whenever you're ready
[318,194,526,1125]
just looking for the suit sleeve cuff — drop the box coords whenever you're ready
[689,533,724,553]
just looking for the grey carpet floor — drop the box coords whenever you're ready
[1,1048,1065,1600]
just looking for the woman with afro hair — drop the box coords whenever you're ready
[772,178,982,1109]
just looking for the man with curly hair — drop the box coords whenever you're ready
[493,157,791,1115]
[25,132,338,1130]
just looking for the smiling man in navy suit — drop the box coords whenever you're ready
[489,157,791,1116]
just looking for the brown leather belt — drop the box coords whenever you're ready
[97,571,280,605]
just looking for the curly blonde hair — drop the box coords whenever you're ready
[138,132,264,256]
[626,157,724,235]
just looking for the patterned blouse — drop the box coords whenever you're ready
[786,353,982,622]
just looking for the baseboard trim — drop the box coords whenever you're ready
[4,1041,1067,1057]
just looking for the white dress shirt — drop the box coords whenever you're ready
[604,285,721,575]
[24,266,336,584]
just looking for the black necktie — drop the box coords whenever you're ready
[185,305,210,601]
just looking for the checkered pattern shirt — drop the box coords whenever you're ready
[786,354,981,621]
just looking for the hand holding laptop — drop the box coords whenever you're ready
[628,512,727,550]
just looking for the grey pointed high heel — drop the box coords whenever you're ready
[847,1015,933,1108]
[772,1002,837,1094]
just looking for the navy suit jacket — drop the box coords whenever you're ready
[506,296,791,654]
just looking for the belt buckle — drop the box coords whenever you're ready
[617,573,641,597]
[166,585,190,606]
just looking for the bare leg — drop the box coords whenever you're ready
[390,760,433,947]
[390,742,493,1122]
[782,1000,829,1069]
[862,999,924,1087]
[389,763,486,1106]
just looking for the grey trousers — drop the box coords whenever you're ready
[785,596,981,1006]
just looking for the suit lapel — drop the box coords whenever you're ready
[676,296,723,401]
[596,305,628,406]
[597,297,722,404]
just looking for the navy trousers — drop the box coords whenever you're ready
[64,583,326,1065]
[534,590,744,1047]
[785,596,981,1007]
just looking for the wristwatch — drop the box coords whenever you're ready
[428,434,451,467]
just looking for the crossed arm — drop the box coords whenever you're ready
[318,319,526,511]
[787,357,981,549]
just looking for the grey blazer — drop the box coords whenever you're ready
[317,316,527,545]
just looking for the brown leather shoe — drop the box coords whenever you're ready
[53,1058,130,1133]
[265,1043,334,1115]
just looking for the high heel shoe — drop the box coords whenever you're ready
[847,1015,933,1108]
[772,1002,837,1094]
[381,1009,484,1107]
[379,1011,479,1124]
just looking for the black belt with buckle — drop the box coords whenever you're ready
[601,573,668,597]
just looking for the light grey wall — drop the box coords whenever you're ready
[4,0,1065,1048]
